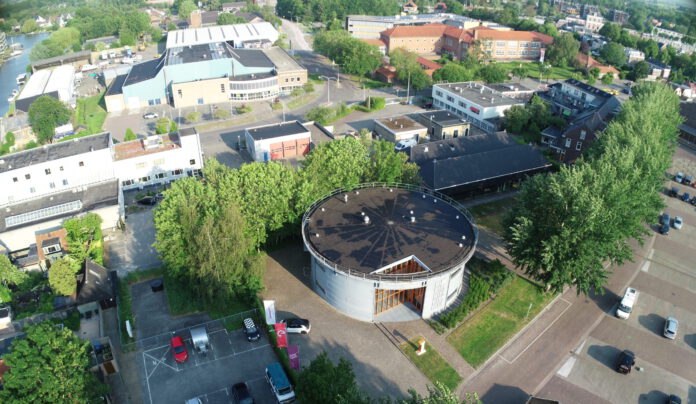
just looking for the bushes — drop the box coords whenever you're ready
[255,297,298,385]
[438,258,513,329]
[354,97,385,112]
[306,103,353,125]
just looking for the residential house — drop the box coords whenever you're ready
[374,116,428,143]
[417,57,442,77]
[375,65,398,83]
[76,260,116,313]
[222,2,247,13]
[624,47,645,64]
[35,227,68,269]
[432,82,534,133]
[671,82,695,100]
[411,110,471,140]
[434,2,447,12]
[575,52,619,78]
[360,38,387,55]
[646,59,671,80]
[190,10,220,28]
[612,10,629,25]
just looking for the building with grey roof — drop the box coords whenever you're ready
[245,121,311,161]
[104,23,306,112]
[411,110,471,140]
[302,184,477,322]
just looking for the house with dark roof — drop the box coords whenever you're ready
[410,132,552,195]
[411,110,471,140]
[190,10,220,28]
[539,79,621,163]
[76,261,116,313]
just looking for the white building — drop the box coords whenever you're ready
[245,121,311,162]
[16,65,75,112]
[584,13,605,32]
[0,130,203,251]
[624,47,645,64]
[432,82,534,133]
[165,22,279,49]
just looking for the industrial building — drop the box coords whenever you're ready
[302,184,478,322]
[0,129,203,251]
[244,120,311,162]
[104,23,307,112]
[432,82,534,133]
[15,65,76,112]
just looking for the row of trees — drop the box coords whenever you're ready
[66,6,152,46]
[313,30,382,77]
[154,137,419,302]
[503,82,681,294]
[29,26,81,61]
[276,0,400,25]
[503,95,565,143]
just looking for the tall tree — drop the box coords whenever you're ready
[478,63,509,83]
[0,323,107,403]
[27,96,71,144]
[48,258,77,296]
[389,48,432,90]
[630,61,650,81]
[433,63,475,83]
[63,213,103,265]
[217,13,247,25]
[599,23,621,42]
[0,255,27,303]
[178,0,197,19]
[296,352,370,404]
[365,140,420,184]
[600,43,627,67]
[546,32,580,68]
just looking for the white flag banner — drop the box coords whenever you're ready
[263,300,276,325]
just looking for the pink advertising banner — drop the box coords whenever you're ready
[288,345,300,370]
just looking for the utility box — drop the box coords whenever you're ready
[190,326,210,354]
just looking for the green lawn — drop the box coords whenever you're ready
[467,197,517,235]
[447,276,555,368]
[74,91,107,134]
[163,272,253,319]
[286,89,321,110]
[401,337,462,391]
[494,61,582,80]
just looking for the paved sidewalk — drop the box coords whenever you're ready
[102,307,142,404]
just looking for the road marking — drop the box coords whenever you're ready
[144,352,154,404]
[574,338,586,354]
[556,356,576,377]
[641,249,655,272]
[500,297,572,364]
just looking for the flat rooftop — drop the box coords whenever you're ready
[262,47,304,72]
[166,42,234,65]
[112,134,181,161]
[375,116,426,132]
[436,82,532,108]
[304,186,476,275]
[166,22,278,49]
[246,121,309,141]
[412,110,465,127]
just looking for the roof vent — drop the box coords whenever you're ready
[424,146,429,152]
[343,194,348,203]
[364,215,370,224]
[410,216,416,223]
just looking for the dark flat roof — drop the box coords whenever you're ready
[303,186,476,275]
[14,91,59,113]
[0,179,119,233]
[0,132,111,174]
[230,48,274,68]
[412,110,466,127]
[106,74,127,96]
[246,121,309,140]
[411,134,551,191]
[124,56,165,87]
[76,260,115,305]
[32,51,91,70]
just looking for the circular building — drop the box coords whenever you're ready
[301,184,477,322]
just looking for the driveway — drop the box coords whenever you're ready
[262,242,429,400]
[280,18,311,51]
[105,208,161,274]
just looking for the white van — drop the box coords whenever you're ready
[616,287,638,319]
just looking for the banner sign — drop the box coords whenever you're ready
[288,345,300,370]
[263,300,276,325]
[274,323,288,348]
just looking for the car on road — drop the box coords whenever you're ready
[668,187,679,197]
[673,216,683,229]
[690,196,696,206]
[667,394,682,404]
[684,175,693,185]
[231,382,254,404]
[243,318,260,342]
[663,317,679,339]
[394,138,417,151]
[674,172,684,183]
[143,112,158,119]
[170,335,189,363]
[615,349,635,374]
[681,192,690,202]
[136,196,157,206]
[280,318,311,334]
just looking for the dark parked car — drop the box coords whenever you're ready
[231,382,254,404]
[659,223,670,235]
[684,175,693,185]
[616,349,635,374]
[660,213,670,226]
[667,394,682,404]
[243,318,260,342]
[681,192,690,202]
[668,187,679,197]
[136,196,157,206]
[690,196,696,206]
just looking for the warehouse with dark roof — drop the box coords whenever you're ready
[302,184,478,322]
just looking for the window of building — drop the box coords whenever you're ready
[297,77,301,81]
[576,141,582,151]
[154,158,165,165]
[49,182,56,189]
[30,187,36,193]
[190,159,196,165]
[122,179,134,186]
[62,179,68,186]
[508,50,517,55]
[496,50,504,55]
[285,78,289,82]
[172,169,183,176]
[177,89,182,98]
[580,130,586,140]
[435,90,443,97]
[458,101,465,107]
[531,41,540,48]
[220,84,225,93]
[197,98,204,105]
[155,172,166,179]
[25,174,31,180]
[12,177,18,182]
[496,41,505,47]
[565,138,572,148]
[45,168,51,175]
[446,95,454,102]
[79,161,84,167]
[139,176,151,182]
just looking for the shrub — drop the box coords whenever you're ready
[63,310,81,331]
[303,82,314,93]
[186,111,201,123]
[236,104,252,114]
[213,109,230,120]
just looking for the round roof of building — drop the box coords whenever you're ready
[302,185,476,277]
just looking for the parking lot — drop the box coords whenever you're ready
[543,145,696,404]
[138,323,277,404]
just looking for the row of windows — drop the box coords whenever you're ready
[6,200,83,228]
[494,41,542,48]
[121,168,187,187]
[283,77,303,83]
[12,162,84,183]
[147,98,162,106]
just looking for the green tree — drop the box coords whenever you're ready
[478,63,509,83]
[365,140,420,184]
[27,96,71,144]
[546,32,580,68]
[0,323,107,403]
[296,352,370,404]
[313,30,381,77]
[601,74,614,85]
[403,382,482,404]
[538,21,558,37]
[433,63,475,83]
[512,65,528,81]
[124,128,137,141]
[599,23,622,42]
[600,43,627,67]
[155,118,171,134]
[214,109,230,120]
[0,255,28,303]
[217,13,247,25]
[297,137,368,210]
[186,111,201,123]
[118,26,136,46]
[503,105,530,134]
[20,19,38,33]
[178,0,197,19]
[48,259,77,296]
[630,61,650,81]
[64,213,103,265]
[503,83,681,295]
[390,48,432,90]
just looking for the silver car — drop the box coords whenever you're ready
[663,316,678,339]
[673,216,683,230]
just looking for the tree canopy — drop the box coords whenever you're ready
[478,63,509,84]
[0,323,107,403]
[389,48,432,90]
[296,352,370,404]
[27,96,71,144]
[503,83,681,295]
[404,382,482,404]
[276,0,399,25]
[0,255,27,303]
[546,33,580,68]
[600,43,627,67]
[433,63,475,83]
[30,27,81,62]
[48,258,77,296]
[217,13,247,25]
[313,30,382,77]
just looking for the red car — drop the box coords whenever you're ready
[170,335,189,363]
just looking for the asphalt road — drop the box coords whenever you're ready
[280,18,311,51]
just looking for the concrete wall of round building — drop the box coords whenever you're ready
[310,256,468,322]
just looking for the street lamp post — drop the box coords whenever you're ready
[320,75,337,105]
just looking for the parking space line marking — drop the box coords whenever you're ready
[143,352,154,404]
[501,298,573,364]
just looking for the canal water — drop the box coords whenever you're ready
[0,32,49,117]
